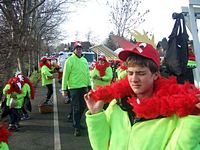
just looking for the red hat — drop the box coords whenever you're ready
[98,55,106,61]
[41,56,51,62]
[118,42,160,67]
[73,41,83,49]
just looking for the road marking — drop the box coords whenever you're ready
[53,79,61,150]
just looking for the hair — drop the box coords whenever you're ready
[126,54,158,73]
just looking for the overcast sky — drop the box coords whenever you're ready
[59,0,200,44]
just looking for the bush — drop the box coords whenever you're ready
[29,70,41,86]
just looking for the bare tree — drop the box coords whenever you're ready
[107,0,149,37]
[0,0,83,97]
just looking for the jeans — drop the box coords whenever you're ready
[69,87,87,129]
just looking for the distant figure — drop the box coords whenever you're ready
[62,41,90,136]
[3,77,31,131]
[57,51,71,104]
[115,60,127,80]
[90,54,113,90]
[39,57,54,105]
[15,72,35,120]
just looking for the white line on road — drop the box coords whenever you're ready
[53,79,61,150]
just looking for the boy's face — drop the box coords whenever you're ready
[127,65,159,98]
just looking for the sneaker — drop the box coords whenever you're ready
[64,97,70,104]
[20,116,25,121]
[43,100,53,105]
[74,128,81,136]
[8,124,19,132]
[24,114,30,120]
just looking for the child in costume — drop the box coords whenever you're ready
[115,60,127,80]
[15,72,35,120]
[84,42,200,150]
[3,77,30,131]
[90,54,113,90]
[40,57,54,105]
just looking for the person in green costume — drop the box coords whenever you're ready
[62,41,90,136]
[115,60,127,80]
[39,57,54,105]
[84,42,200,150]
[90,54,113,90]
[3,77,31,131]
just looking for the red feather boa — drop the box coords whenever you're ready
[95,61,110,77]
[90,76,200,119]
[39,62,52,69]
[6,77,23,94]
[0,127,10,144]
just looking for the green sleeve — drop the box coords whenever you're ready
[3,84,10,95]
[102,67,113,82]
[0,142,9,150]
[86,111,110,150]
[42,66,52,79]
[90,68,97,78]
[166,115,200,150]
[62,58,72,91]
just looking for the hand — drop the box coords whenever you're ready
[62,91,68,97]
[93,75,102,80]
[84,91,104,114]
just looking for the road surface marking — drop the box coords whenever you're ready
[53,79,61,150]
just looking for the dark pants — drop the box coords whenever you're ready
[46,84,53,100]
[69,87,87,129]
[9,108,20,125]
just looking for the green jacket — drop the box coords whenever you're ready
[41,65,53,86]
[62,53,90,90]
[90,67,113,90]
[116,68,127,80]
[86,100,200,150]
[3,83,30,109]
[0,142,9,150]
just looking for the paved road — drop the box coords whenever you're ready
[8,79,92,150]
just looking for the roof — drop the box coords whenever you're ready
[89,44,119,60]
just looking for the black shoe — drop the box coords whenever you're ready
[74,128,81,136]
[8,124,19,132]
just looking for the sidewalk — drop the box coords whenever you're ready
[8,80,92,150]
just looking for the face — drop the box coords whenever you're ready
[127,65,159,98]
[74,47,82,57]
[46,59,51,65]
[99,59,105,65]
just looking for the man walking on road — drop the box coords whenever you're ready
[62,41,90,136]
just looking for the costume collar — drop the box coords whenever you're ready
[90,76,200,119]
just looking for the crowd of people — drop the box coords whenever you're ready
[1,40,200,149]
